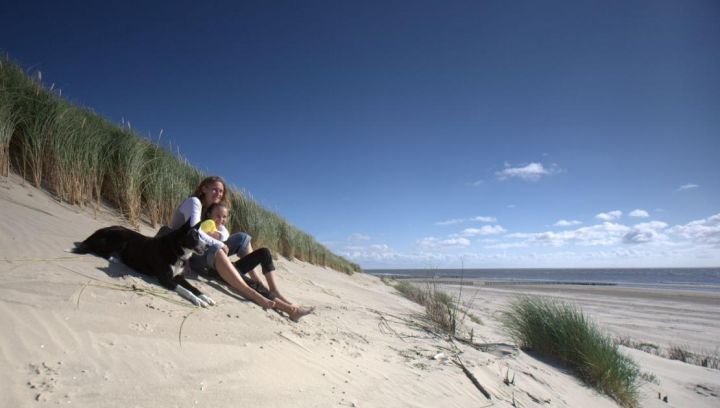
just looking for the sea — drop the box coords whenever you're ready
[365,268,720,293]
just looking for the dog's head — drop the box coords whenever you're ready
[177,220,205,256]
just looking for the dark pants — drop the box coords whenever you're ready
[234,247,275,275]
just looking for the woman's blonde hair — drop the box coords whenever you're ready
[192,176,231,211]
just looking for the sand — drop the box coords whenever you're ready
[437,282,720,352]
[1,173,719,407]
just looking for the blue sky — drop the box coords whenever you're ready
[3,1,719,268]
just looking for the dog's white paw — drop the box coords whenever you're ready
[175,286,205,307]
[198,294,215,306]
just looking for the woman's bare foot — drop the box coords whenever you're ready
[289,306,315,322]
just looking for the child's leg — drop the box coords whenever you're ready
[234,248,291,304]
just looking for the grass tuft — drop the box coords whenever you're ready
[391,279,479,337]
[615,336,720,370]
[500,296,639,407]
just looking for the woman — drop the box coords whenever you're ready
[170,176,314,322]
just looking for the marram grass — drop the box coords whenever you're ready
[0,56,360,274]
[500,296,640,407]
[392,280,466,337]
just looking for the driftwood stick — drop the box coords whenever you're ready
[76,280,90,309]
[178,309,198,348]
[454,356,492,399]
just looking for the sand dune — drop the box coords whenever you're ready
[1,174,719,407]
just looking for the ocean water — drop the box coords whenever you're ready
[366,268,720,293]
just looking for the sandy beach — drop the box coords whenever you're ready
[425,281,720,354]
[2,173,719,407]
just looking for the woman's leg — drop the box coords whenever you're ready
[238,274,314,321]
[212,250,275,309]
[218,248,313,321]
[272,298,315,322]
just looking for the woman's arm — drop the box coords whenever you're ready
[218,225,230,242]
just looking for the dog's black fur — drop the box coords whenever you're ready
[73,221,213,306]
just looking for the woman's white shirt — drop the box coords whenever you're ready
[171,197,224,248]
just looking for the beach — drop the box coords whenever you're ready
[433,281,720,359]
[2,173,720,407]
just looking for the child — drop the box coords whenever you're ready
[196,200,313,319]
[200,203,230,242]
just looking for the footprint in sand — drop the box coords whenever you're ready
[475,343,519,358]
[27,361,63,402]
[129,321,155,333]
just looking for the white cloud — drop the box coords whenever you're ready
[347,233,370,242]
[554,219,582,227]
[484,242,528,250]
[477,238,499,243]
[436,215,497,226]
[623,229,660,244]
[676,183,699,192]
[634,221,669,230]
[442,238,471,247]
[417,237,471,249]
[472,216,497,223]
[460,225,507,237]
[509,222,630,247]
[629,209,649,218]
[596,210,623,221]
[466,180,484,187]
[622,221,668,244]
[336,243,392,259]
[335,214,720,268]
[496,162,560,181]
[435,218,465,226]
[668,213,720,246]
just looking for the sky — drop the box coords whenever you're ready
[2,0,719,269]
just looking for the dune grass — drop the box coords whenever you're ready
[0,56,360,274]
[390,279,480,338]
[667,344,720,369]
[500,296,640,407]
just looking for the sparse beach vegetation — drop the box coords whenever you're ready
[388,279,479,338]
[667,345,720,369]
[615,336,720,370]
[0,57,359,274]
[500,296,640,407]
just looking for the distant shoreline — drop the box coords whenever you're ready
[367,267,720,293]
[394,278,618,286]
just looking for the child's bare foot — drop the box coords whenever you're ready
[270,290,291,304]
[263,299,276,310]
[289,306,315,322]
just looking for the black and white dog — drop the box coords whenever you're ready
[72,220,215,307]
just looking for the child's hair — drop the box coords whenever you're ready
[204,203,229,220]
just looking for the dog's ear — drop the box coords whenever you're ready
[179,219,192,232]
[192,222,202,231]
